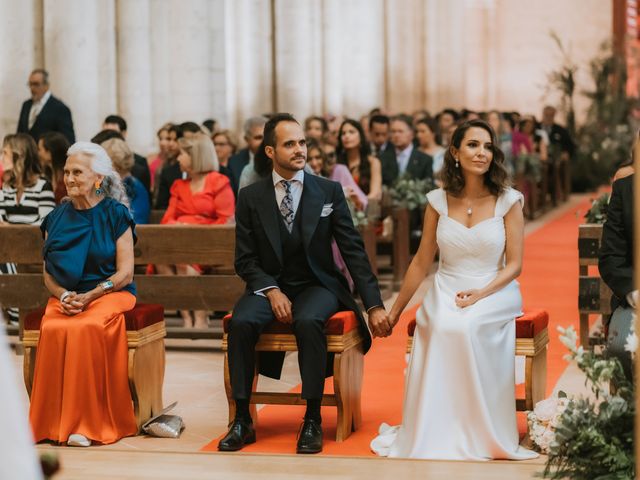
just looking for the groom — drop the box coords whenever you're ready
[219,113,389,454]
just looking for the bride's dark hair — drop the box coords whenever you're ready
[440,119,509,196]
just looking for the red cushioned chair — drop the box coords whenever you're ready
[221,310,364,442]
[22,303,166,430]
[405,306,549,411]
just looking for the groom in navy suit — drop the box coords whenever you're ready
[219,113,390,454]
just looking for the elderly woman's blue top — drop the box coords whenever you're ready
[41,197,136,295]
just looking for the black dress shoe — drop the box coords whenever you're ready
[296,418,323,454]
[218,418,256,451]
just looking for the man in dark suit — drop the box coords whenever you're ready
[228,116,267,196]
[599,173,635,378]
[154,124,183,209]
[219,113,389,454]
[380,114,433,186]
[369,114,393,157]
[102,115,151,194]
[17,69,75,143]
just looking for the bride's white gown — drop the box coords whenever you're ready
[371,187,538,461]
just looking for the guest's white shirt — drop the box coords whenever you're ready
[272,168,305,218]
[396,144,413,174]
[28,90,51,129]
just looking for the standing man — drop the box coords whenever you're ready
[17,69,75,143]
[380,114,433,187]
[219,113,389,454]
[228,116,267,196]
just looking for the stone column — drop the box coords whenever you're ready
[43,0,118,142]
[115,0,154,154]
[0,0,43,140]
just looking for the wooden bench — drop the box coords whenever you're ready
[221,311,364,442]
[377,199,411,290]
[578,223,612,348]
[405,305,549,411]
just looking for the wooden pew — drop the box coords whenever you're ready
[377,192,411,290]
[578,223,613,348]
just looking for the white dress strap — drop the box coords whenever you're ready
[495,187,524,217]
[426,188,447,216]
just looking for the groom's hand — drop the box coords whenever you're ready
[265,288,293,323]
[368,307,392,338]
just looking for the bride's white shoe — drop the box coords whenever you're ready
[67,433,91,447]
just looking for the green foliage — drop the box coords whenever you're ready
[515,153,543,183]
[389,175,435,210]
[584,192,610,224]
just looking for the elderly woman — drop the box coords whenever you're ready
[101,137,150,224]
[158,133,234,328]
[212,129,238,182]
[29,142,138,447]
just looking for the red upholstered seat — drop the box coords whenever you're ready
[406,308,549,339]
[23,303,164,331]
[223,310,359,336]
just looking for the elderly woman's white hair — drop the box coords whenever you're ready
[67,141,130,207]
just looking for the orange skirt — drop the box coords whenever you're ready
[29,291,138,445]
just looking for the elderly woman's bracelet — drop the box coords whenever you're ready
[60,291,72,303]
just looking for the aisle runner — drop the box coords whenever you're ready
[202,200,589,456]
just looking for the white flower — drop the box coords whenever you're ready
[558,325,578,352]
[534,397,559,422]
[624,332,638,354]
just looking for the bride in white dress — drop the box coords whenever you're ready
[371,119,538,461]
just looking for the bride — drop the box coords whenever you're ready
[371,119,538,461]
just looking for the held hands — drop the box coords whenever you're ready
[266,288,293,323]
[455,289,483,308]
[368,307,393,338]
[59,291,97,315]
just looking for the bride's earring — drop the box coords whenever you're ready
[455,158,459,168]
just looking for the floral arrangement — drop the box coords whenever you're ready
[527,392,570,453]
[389,175,435,211]
[514,153,543,183]
[539,325,635,479]
[584,192,610,224]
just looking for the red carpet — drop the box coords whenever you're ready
[202,199,590,455]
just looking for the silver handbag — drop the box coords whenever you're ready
[141,402,185,438]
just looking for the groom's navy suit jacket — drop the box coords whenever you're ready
[234,172,382,356]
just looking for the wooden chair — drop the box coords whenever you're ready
[578,223,613,348]
[405,305,549,411]
[221,311,365,442]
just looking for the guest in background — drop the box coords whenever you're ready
[202,118,217,135]
[17,69,75,143]
[487,110,515,177]
[380,114,433,187]
[180,121,204,138]
[102,115,151,194]
[304,116,329,143]
[228,116,267,195]
[0,133,55,324]
[336,118,382,201]
[101,138,150,225]
[369,114,392,157]
[415,118,445,177]
[29,142,138,447]
[38,131,70,203]
[148,123,174,191]
[155,124,184,209]
[213,129,238,181]
[326,114,345,147]
[436,108,459,147]
[158,133,235,328]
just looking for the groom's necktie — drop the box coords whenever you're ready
[279,180,294,233]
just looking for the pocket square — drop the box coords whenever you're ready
[320,203,333,217]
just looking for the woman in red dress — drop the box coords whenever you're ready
[157,133,235,328]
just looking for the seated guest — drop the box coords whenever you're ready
[29,142,138,447]
[599,169,635,379]
[180,121,204,138]
[155,124,184,209]
[158,133,235,328]
[486,110,515,178]
[336,118,382,200]
[101,138,150,224]
[202,118,217,135]
[369,114,392,157]
[102,115,151,194]
[213,129,238,181]
[38,131,70,203]
[0,133,55,324]
[436,108,459,147]
[304,116,329,143]
[380,114,433,187]
[228,116,267,196]
[415,117,445,177]
[148,123,174,191]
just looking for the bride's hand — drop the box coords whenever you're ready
[455,289,483,308]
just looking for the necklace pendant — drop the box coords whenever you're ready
[467,207,472,216]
